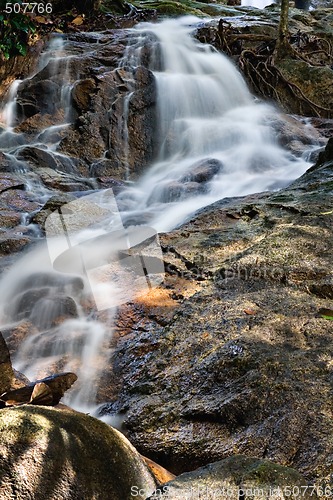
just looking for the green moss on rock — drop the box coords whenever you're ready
[0,405,157,500]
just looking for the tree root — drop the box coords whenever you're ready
[215,22,332,118]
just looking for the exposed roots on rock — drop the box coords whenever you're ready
[213,19,333,118]
[239,50,332,118]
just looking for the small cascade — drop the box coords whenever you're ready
[0,80,22,130]
[117,17,312,231]
[122,91,134,180]
[0,34,83,209]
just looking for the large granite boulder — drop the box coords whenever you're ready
[101,139,333,487]
[0,405,158,499]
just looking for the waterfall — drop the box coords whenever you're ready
[0,17,314,412]
[118,17,310,232]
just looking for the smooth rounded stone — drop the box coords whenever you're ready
[8,288,78,328]
[29,295,79,330]
[0,405,158,500]
[10,288,50,321]
[18,272,84,294]
[147,456,315,499]
[148,180,206,204]
[181,158,222,183]
[268,114,327,156]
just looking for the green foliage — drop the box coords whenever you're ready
[0,0,36,59]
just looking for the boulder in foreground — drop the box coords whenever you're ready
[0,405,157,499]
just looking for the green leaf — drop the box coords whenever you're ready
[16,43,27,56]
[318,308,333,320]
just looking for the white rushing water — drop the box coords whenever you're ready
[0,17,315,412]
[118,17,310,232]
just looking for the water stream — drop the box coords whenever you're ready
[0,17,318,414]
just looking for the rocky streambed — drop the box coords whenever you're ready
[0,4,333,499]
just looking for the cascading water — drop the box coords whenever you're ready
[118,17,311,232]
[0,17,317,414]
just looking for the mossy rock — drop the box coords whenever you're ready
[133,0,230,16]
[133,0,205,16]
[275,60,333,116]
[0,405,157,499]
[148,456,315,499]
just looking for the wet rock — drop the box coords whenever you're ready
[14,111,66,135]
[10,289,78,329]
[0,153,12,172]
[2,321,37,356]
[90,158,128,181]
[0,228,32,254]
[315,137,333,165]
[0,189,40,213]
[148,180,206,204]
[104,148,333,485]
[181,158,222,183]
[0,210,22,229]
[0,372,77,406]
[72,78,96,113]
[0,41,44,100]
[17,79,61,120]
[268,114,327,157]
[142,455,176,485]
[0,333,27,396]
[17,146,89,177]
[0,405,158,499]
[0,332,15,395]
[30,296,79,330]
[35,167,93,192]
[17,272,84,294]
[148,456,315,499]
[95,176,125,193]
[31,193,75,229]
[60,64,157,178]
[0,173,25,193]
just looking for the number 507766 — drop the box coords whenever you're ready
[3,3,53,14]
